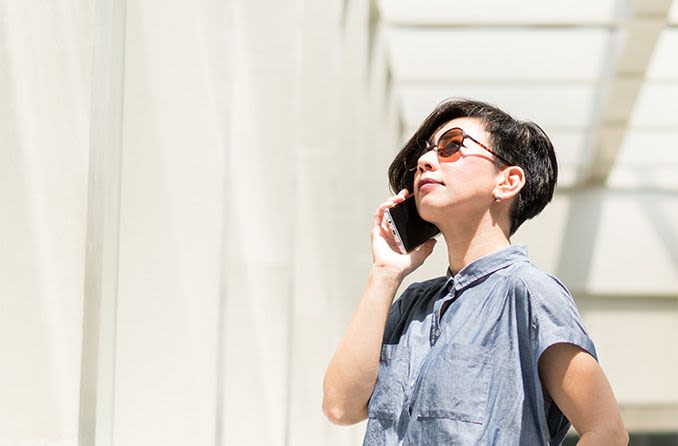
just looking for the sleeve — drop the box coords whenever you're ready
[520,273,598,366]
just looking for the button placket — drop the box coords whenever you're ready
[430,281,455,346]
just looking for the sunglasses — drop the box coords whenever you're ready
[418,127,515,167]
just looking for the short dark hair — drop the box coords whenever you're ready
[388,97,558,235]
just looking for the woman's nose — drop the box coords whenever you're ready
[416,148,438,174]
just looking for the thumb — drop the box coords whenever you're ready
[413,237,437,261]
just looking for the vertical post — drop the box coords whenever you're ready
[214,0,233,444]
[78,0,126,445]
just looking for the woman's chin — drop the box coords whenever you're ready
[417,196,462,224]
[416,201,442,224]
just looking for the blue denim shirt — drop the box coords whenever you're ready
[362,245,597,445]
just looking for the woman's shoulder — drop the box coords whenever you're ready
[497,260,573,301]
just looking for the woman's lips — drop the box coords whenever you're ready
[418,179,443,191]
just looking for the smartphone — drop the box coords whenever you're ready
[383,195,440,253]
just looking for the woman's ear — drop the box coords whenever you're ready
[493,165,525,201]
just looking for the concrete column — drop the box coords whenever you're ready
[111,1,227,445]
[0,1,93,444]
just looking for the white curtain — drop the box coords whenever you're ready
[0,0,399,445]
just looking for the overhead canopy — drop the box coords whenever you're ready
[379,0,678,189]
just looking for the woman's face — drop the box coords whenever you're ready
[413,116,502,224]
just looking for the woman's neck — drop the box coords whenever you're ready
[440,217,511,276]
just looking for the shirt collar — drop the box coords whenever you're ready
[445,244,529,291]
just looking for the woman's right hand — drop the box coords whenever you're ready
[371,189,437,280]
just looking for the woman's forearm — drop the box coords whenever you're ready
[576,428,629,446]
[322,267,403,425]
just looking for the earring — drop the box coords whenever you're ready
[494,195,502,203]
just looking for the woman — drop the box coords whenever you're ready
[322,98,628,445]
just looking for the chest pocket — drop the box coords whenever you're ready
[416,342,492,425]
[367,343,411,420]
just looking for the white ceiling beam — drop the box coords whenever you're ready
[584,0,674,185]
[379,0,678,26]
[378,0,623,27]
[394,78,678,87]
[388,23,619,29]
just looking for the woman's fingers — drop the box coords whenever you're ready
[414,237,437,259]
[374,189,409,218]
[372,189,412,252]
[370,189,433,276]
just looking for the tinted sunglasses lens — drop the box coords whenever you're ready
[437,129,464,158]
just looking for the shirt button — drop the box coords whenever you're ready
[435,328,441,337]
